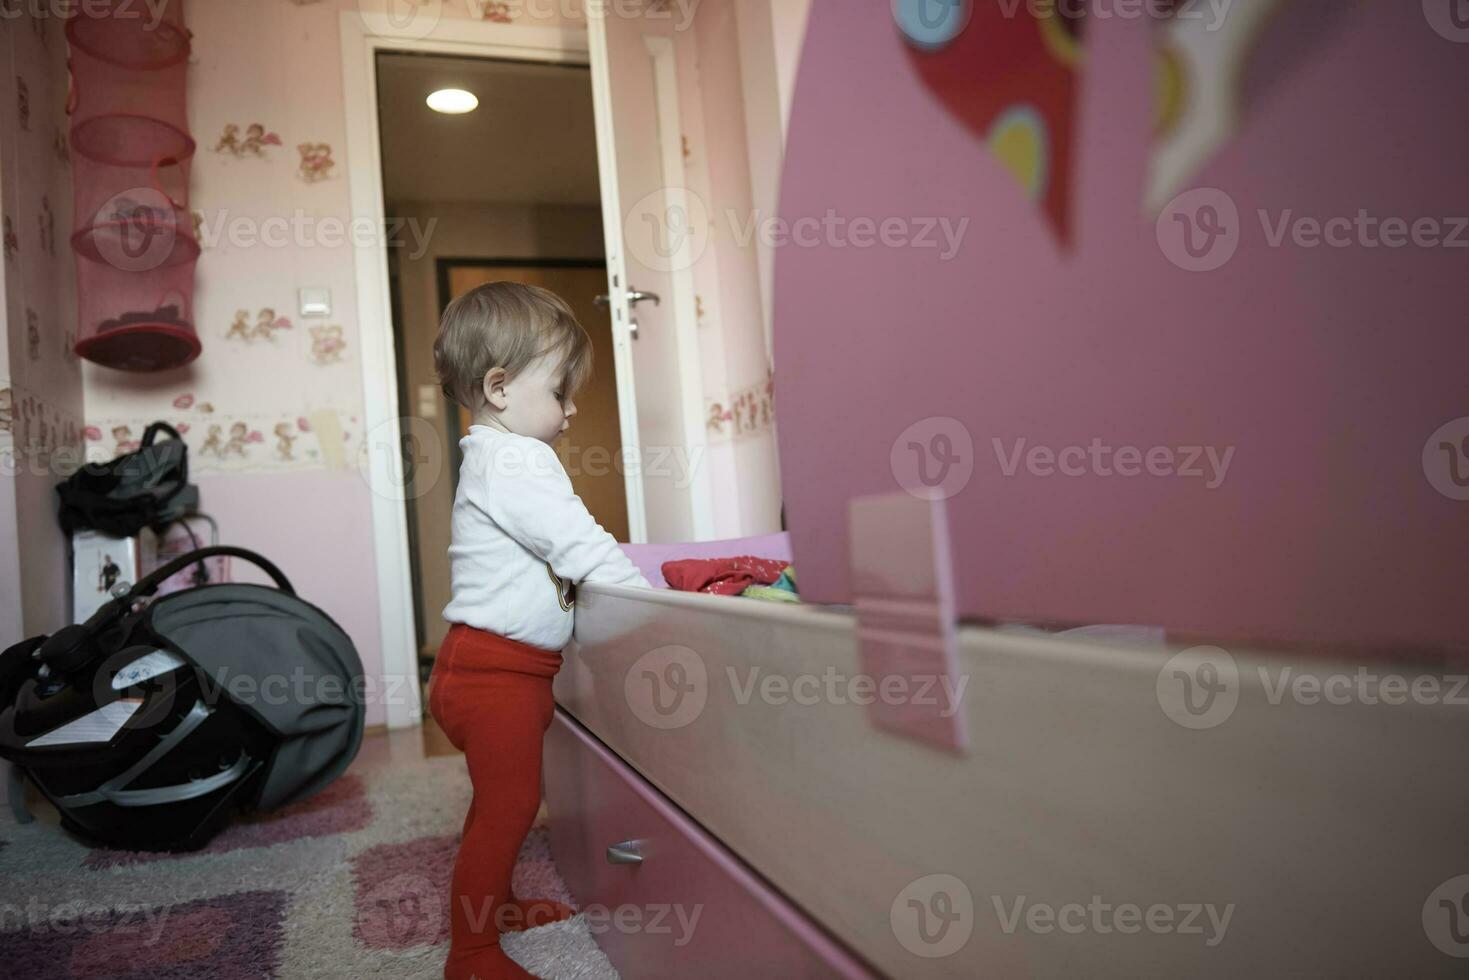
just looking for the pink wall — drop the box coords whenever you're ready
[191,470,389,725]
[1,9,86,640]
[675,0,784,539]
[1,7,87,807]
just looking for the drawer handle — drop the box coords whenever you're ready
[606,840,644,865]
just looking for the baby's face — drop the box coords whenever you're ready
[496,353,577,445]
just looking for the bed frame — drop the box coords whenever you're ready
[545,578,1469,978]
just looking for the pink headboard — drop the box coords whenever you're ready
[773,2,1467,651]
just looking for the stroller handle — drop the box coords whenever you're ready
[122,546,295,607]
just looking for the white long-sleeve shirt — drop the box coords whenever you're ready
[442,424,651,650]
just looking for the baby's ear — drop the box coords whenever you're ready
[481,367,509,409]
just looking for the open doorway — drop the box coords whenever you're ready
[373,51,621,690]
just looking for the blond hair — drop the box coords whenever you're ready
[433,281,593,410]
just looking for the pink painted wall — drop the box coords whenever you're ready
[190,470,390,724]
[775,2,1468,651]
[1,9,86,641]
[1,7,87,807]
[687,1,784,538]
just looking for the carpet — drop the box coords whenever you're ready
[0,745,619,980]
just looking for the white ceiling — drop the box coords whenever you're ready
[377,53,602,207]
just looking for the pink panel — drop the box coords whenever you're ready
[774,2,1469,652]
[543,711,877,979]
[849,492,966,752]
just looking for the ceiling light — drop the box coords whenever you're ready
[427,89,478,114]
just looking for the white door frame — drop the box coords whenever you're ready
[340,12,612,729]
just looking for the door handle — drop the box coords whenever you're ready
[593,290,656,340]
[606,839,645,865]
[593,290,659,307]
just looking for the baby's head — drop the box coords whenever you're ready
[434,281,593,444]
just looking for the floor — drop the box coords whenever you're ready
[1,708,611,979]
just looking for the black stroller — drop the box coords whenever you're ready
[0,545,365,851]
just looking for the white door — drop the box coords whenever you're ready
[587,4,714,544]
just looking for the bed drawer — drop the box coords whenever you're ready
[543,709,876,979]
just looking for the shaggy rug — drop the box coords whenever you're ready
[0,746,619,980]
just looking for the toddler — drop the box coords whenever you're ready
[427,282,651,980]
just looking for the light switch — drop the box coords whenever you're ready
[417,385,440,419]
[299,287,332,317]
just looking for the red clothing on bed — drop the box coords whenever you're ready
[660,555,790,595]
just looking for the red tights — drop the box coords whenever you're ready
[428,624,576,980]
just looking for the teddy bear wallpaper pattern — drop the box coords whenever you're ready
[2,6,87,472]
[79,0,369,475]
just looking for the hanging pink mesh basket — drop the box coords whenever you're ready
[74,259,199,372]
[66,0,198,372]
[66,1,189,150]
[71,141,197,269]
[65,0,188,68]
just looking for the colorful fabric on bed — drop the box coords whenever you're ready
[741,565,799,602]
[661,556,790,596]
[618,532,793,588]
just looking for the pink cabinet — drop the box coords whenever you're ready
[543,710,877,979]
